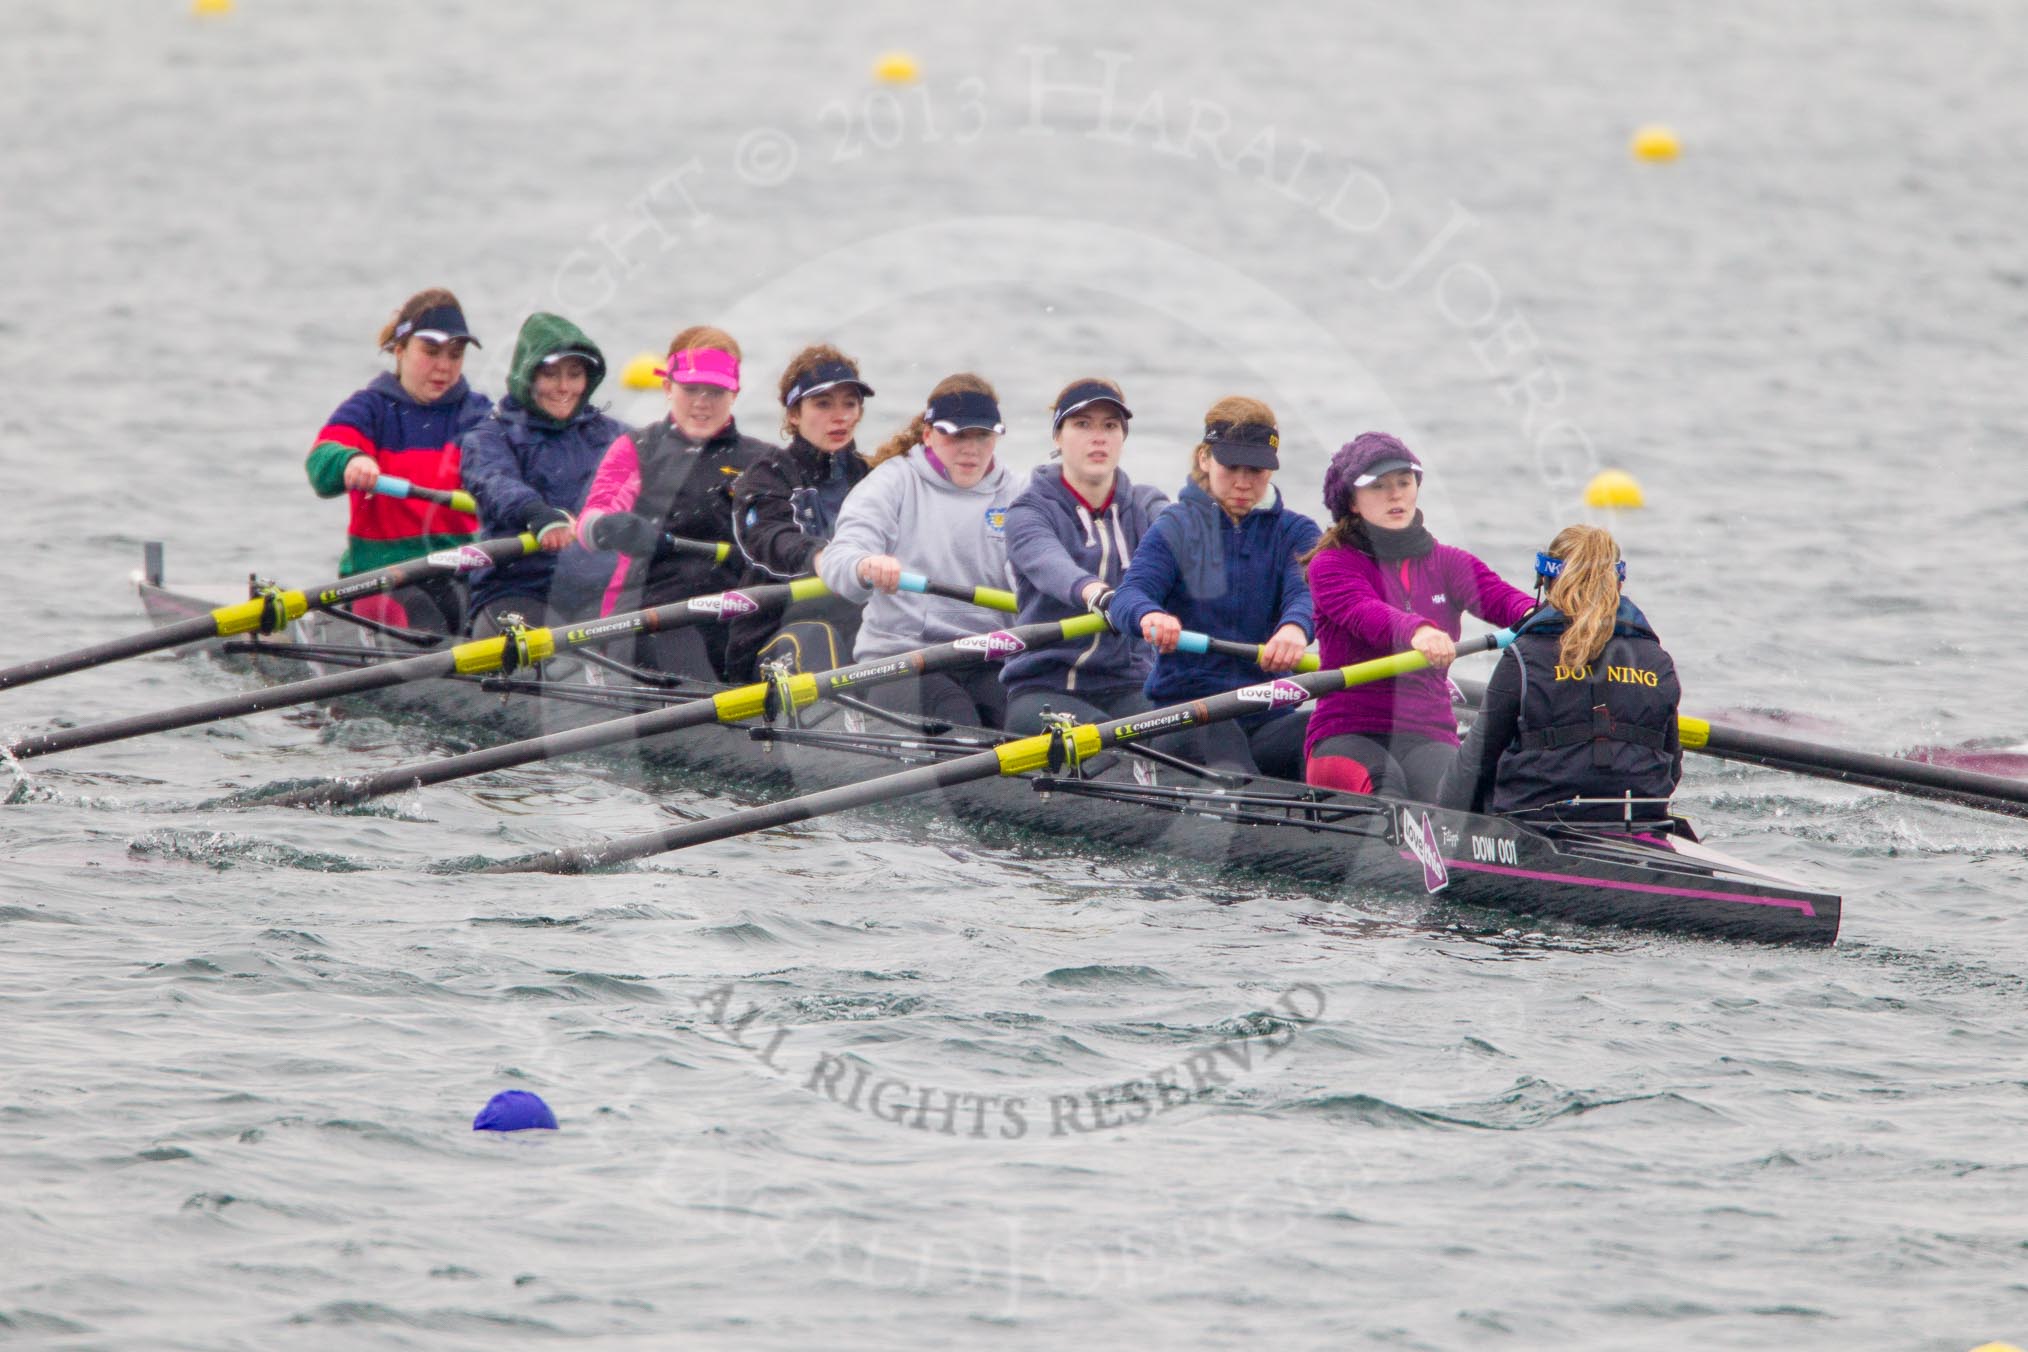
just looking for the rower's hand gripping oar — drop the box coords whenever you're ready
[0,534,540,694]
[2,573,1011,761]
[369,475,478,517]
[481,631,1515,874]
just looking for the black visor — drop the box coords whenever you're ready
[1204,420,1280,469]
[391,303,480,349]
[785,359,875,407]
[1052,381,1133,432]
[925,389,1005,435]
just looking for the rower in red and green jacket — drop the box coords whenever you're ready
[304,288,492,631]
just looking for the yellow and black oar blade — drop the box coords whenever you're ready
[262,610,1111,810]
[0,534,537,695]
[480,632,1510,874]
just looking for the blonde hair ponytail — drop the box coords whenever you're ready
[1543,524,1624,670]
[868,372,996,469]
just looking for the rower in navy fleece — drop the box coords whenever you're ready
[1438,525,1683,823]
[1000,378,1169,733]
[1106,395,1320,779]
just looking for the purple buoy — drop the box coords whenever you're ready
[473,1090,557,1132]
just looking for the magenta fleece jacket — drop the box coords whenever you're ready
[1303,542,1535,754]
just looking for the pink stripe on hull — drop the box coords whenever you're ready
[1398,852,1819,916]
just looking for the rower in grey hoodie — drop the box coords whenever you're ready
[818,444,1018,662]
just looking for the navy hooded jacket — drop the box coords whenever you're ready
[1000,464,1169,697]
[1107,480,1321,706]
[461,397,628,612]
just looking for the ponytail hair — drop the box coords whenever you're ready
[1543,524,1624,669]
[867,372,997,470]
[376,287,462,351]
[1300,516,1354,567]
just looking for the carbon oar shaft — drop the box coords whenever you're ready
[1448,676,2028,818]
[8,570,1013,762]
[659,535,1015,613]
[0,534,538,694]
[5,577,825,761]
[1684,718,2028,817]
[488,632,1510,874]
[268,612,1110,809]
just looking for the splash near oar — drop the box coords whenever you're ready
[482,632,1512,874]
[260,612,1115,809]
[4,573,1005,761]
[0,534,540,695]
[370,474,478,517]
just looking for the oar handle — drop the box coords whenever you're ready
[372,475,478,516]
[898,572,1018,614]
[1186,632,1322,674]
[660,533,735,565]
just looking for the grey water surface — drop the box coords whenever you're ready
[2,2,2026,1348]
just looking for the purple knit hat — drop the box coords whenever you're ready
[1323,432,1424,520]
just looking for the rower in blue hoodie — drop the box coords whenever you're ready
[1000,379,1170,733]
[1107,395,1321,779]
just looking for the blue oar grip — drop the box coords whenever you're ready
[896,571,930,594]
[373,475,415,499]
[1173,631,1211,655]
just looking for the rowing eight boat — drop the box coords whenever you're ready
[130,556,1842,946]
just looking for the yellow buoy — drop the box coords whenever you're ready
[1584,469,1647,509]
[1631,124,1680,162]
[620,352,664,390]
[192,0,234,14]
[873,51,920,85]
[1967,1344,2026,1351]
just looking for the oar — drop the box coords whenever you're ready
[1681,716,2028,819]
[657,531,1018,614]
[258,617,1323,810]
[481,631,1514,874]
[1448,676,2028,820]
[0,534,540,694]
[2,573,1008,762]
[371,475,478,517]
[259,612,1116,809]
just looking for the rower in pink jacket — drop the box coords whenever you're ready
[1302,433,1535,800]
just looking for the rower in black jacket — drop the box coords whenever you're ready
[1438,525,1683,824]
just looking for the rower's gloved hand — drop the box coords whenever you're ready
[525,505,575,553]
[588,511,660,558]
[1083,584,1116,618]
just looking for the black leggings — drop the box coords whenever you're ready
[1310,731,1457,801]
[862,665,1007,730]
[1163,712,1308,781]
[1003,685,1151,735]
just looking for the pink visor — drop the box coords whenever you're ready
[657,347,741,392]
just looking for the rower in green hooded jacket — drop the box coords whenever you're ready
[459,312,630,632]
